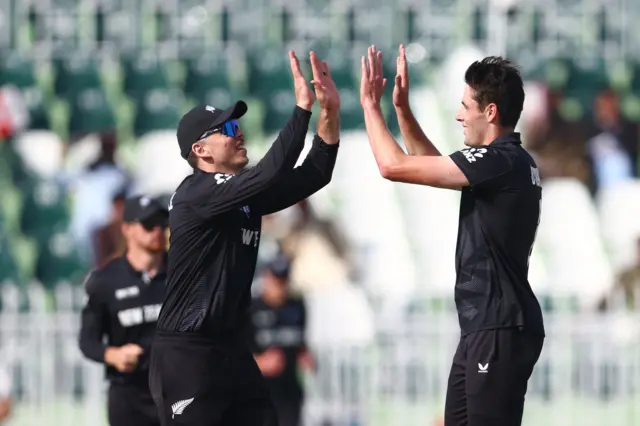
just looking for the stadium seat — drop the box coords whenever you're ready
[0,52,38,89]
[122,52,173,98]
[35,231,86,289]
[132,130,192,196]
[53,53,104,98]
[536,178,614,310]
[183,49,246,105]
[19,179,71,244]
[133,89,183,136]
[0,234,19,284]
[596,179,640,272]
[67,88,116,136]
[12,131,65,179]
[247,46,296,133]
[330,131,417,300]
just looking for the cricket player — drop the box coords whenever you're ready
[359,45,545,426]
[149,50,340,426]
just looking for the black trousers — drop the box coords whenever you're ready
[108,382,161,426]
[149,332,278,426]
[270,391,303,426]
[444,328,544,426]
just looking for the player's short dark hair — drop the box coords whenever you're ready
[464,56,524,128]
[186,151,198,169]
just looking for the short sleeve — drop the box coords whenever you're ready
[449,146,514,187]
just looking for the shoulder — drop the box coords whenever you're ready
[83,257,124,294]
[286,297,307,314]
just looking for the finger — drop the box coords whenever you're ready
[376,51,384,80]
[309,51,323,83]
[394,74,402,90]
[382,78,387,90]
[399,44,409,86]
[367,46,375,81]
[310,80,327,91]
[321,60,332,79]
[360,56,369,91]
[289,50,303,79]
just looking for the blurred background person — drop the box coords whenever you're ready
[67,131,132,264]
[78,195,168,426]
[92,188,128,268]
[249,254,314,426]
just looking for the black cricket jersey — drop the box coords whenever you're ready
[449,132,545,336]
[248,297,307,397]
[157,106,338,337]
[78,254,167,385]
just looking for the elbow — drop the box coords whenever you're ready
[378,162,400,181]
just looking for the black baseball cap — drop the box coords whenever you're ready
[123,195,168,225]
[176,101,248,159]
[264,254,291,280]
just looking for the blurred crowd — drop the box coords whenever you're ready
[522,86,639,197]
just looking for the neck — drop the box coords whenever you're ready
[197,161,239,175]
[481,126,515,146]
[126,248,164,276]
[262,292,286,308]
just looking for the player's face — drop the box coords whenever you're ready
[456,85,489,147]
[124,215,168,253]
[263,272,288,304]
[202,121,248,172]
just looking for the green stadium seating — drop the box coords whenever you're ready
[122,52,173,98]
[19,179,70,245]
[0,53,38,88]
[35,231,86,289]
[183,52,246,105]
[67,88,116,136]
[247,46,300,133]
[0,234,19,284]
[53,53,104,98]
[133,89,182,136]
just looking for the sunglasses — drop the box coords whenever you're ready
[139,217,168,231]
[199,119,240,140]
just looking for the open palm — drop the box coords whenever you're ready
[309,51,340,111]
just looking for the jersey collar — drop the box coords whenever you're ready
[490,132,522,145]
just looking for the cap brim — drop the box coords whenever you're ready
[209,101,248,128]
[137,205,169,223]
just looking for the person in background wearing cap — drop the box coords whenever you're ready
[79,195,169,426]
[248,254,314,426]
[149,49,339,426]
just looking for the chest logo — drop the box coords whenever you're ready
[115,286,140,300]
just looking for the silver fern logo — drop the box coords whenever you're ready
[171,397,194,419]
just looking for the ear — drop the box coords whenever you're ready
[193,140,213,159]
[485,103,499,123]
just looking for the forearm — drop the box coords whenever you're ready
[317,108,340,145]
[256,106,312,180]
[79,338,108,363]
[395,106,441,156]
[363,103,406,175]
[252,134,338,215]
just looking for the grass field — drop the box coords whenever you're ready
[5,396,640,426]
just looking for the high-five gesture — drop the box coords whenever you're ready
[393,44,410,109]
[360,45,387,109]
[289,50,316,111]
[309,51,340,112]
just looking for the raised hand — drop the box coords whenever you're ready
[360,45,387,109]
[393,44,410,109]
[309,51,340,112]
[289,50,316,111]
